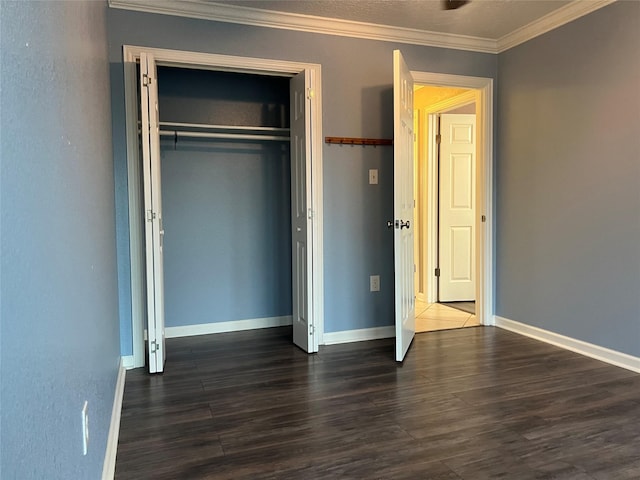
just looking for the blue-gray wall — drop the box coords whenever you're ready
[1,1,120,478]
[108,8,497,354]
[158,68,292,327]
[496,1,640,356]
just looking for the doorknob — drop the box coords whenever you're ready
[387,220,410,229]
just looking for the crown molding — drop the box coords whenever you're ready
[497,0,617,53]
[109,0,616,55]
[108,0,497,53]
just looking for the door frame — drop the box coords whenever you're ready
[412,71,494,327]
[122,46,325,367]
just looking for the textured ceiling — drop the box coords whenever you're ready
[210,0,574,39]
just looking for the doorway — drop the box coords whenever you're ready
[410,71,494,334]
[123,46,325,370]
[414,87,478,332]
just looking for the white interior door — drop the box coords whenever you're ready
[290,70,316,353]
[393,50,416,362]
[439,113,476,302]
[140,52,166,373]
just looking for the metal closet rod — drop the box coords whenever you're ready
[157,121,290,141]
[160,130,290,141]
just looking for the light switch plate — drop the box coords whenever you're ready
[370,275,380,292]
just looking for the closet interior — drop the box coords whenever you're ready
[153,66,294,336]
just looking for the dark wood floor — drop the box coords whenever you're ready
[115,326,640,480]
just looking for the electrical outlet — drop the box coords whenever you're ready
[370,275,380,292]
[81,401,89,456]
[369,169,378,185]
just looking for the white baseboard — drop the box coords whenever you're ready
[165,315,293,338]
[323,325,395,345]
[494,315,640,374]
[121,355,135,370]
[102,359,126,480]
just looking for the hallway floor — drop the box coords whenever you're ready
[416,300,479,333]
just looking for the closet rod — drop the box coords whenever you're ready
[159,130,290,142]
[160,121,290,134]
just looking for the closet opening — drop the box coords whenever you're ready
[157,65,293,343]
[123,47,324,372]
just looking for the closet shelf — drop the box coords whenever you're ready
[159,121,290,142]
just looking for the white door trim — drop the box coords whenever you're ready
[122,46,324,367]
[412,71,494,327]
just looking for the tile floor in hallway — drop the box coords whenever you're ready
[416,300,480,332]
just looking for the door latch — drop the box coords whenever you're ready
[387,220,411,229]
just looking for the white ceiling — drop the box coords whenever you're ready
[109,0,617,53]
[212,0,572,39]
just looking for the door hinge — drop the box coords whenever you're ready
[309,324,315,336]
[481,215,486,222]
[150,340,158,353]
[307,208,314,219]
[436,134,441,145]
[435,268,441,277]
[146,209,156,221]
[142,73,150,87]
[307,88,315,99]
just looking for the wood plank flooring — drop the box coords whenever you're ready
[115,326,640,480]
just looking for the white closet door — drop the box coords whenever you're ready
[290,70,316,353]
[140,52,166,373]
[393,50,416,362]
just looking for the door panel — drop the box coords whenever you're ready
[439,114,476,302]
[290,70,316,353]
[393,50,416,362]
[140,52,166,373]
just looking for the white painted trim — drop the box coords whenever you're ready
[109,0,496,53]
[423,90,477,115]
[122,46,324,363]
[309,65,324,351]
[495,316,640,374]
[123,47,146,369]
[497,0,616,52]
[109,0,615,54]
[425,112,438,305]
[121,355,135,370]
[323,326,395,346]
[411,71,494,328]
[165,316,293,338]
[102,359,126,480]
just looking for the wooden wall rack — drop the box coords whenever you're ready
[325,136,392,146]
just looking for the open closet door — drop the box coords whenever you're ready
[392,50,416,362]
[140,52,166,373]
[290,70,316,353]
